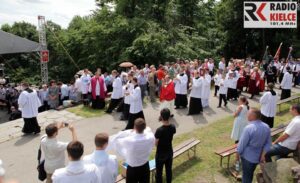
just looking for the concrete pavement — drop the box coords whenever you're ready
[0,85,299,182]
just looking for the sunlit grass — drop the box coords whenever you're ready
[67,105,105,118]
[168,111,293,183]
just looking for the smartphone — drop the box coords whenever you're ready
[64,122,69,127]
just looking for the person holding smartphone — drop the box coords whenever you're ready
[41,122,77,183]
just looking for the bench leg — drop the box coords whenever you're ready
[193,146,197,157]
[220,157,223,167]
[227,155,231,169]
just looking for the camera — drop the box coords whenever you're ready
[64,122,69,127]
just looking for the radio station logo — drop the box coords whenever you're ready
[244,1,297,28]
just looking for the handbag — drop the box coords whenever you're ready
[37,137,47,181]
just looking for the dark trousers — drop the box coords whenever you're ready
[140,84,147,101]
[126,162,150,183]
[175,94,188,108]
[126,111,145,129]
[218,94,227,107]
[265,144,293,162]
[279,73,284,83]
[91,96,105,109]
[120,103,130,120]
[22,117,41,134]
[155,156,173,183]
[241,157,257,183]
[106,98,122,113]
[261,114,274,128]
[82,94,89,106]
[38,101,50,112]
[227,88,238,100]
[281,89,291,100]
[214,85,219,96]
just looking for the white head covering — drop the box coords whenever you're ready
[0,159,5,176]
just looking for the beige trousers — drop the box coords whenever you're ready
[46,173,53,183]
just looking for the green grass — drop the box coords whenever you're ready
[168,112,293,183]
[67,105,105,118]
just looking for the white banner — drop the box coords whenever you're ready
[244,1,298,28]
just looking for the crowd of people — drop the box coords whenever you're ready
[1,56,300,183]
[37,108,175,183]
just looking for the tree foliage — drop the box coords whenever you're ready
[0,0,299,84]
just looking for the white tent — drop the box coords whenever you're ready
[0,30,42,54]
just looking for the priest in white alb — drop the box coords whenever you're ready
[201,69,211,108]
[18,82,42,134]
[106,70,123,113]
[188,70,203,115]
[260,83,277,128]
[174,68,188,109]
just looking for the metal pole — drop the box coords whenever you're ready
[38,15,48,84]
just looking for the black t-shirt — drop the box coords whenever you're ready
[155,124,176,158]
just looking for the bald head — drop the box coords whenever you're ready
[247,108,261,122]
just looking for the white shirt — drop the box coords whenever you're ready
[219,61,225,70]
[281,72,293,89]
[38,89,48,103]
[274,62,281,70]
[18,89,41,118]
[41,136,68,174]
[111,77,123,99]
[88,78,103,96]
[111,128,155,167]
[213,74,222,86]
[208,63,214,72]
[80,74,91,94]
[60,84,69,99]
[129,86,143,114]
[293,64,300,72]
[280,116,300,150]
[174,74,188,95]
[52,161,100,183]
[83,150,118,183]
[201,74,211,99]
[280,65,287,74]
[190,77,202,98]
[260,91,277,117]
[75,78,82,92]
[218,79,229,95]
[124,81,134,104]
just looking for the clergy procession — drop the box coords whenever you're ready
[0,52,299,183]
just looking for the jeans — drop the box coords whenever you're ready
[241,157,257,183]
[156,156,173,183]
[265,144,293,162]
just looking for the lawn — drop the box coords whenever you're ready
[67,105,105,118]
[169,111,293,183]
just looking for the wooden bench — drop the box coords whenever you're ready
[215,123,288,169]
[117,138,201,183]
[277,95,300,113]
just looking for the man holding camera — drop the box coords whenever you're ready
[41,122,77,183]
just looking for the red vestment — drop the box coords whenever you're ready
[160,81,176,102]
[90,76,106,99]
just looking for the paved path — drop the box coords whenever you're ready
[0,85,299,182]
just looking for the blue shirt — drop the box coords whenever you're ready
[138,75,147,85]
[237,120,271,164]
